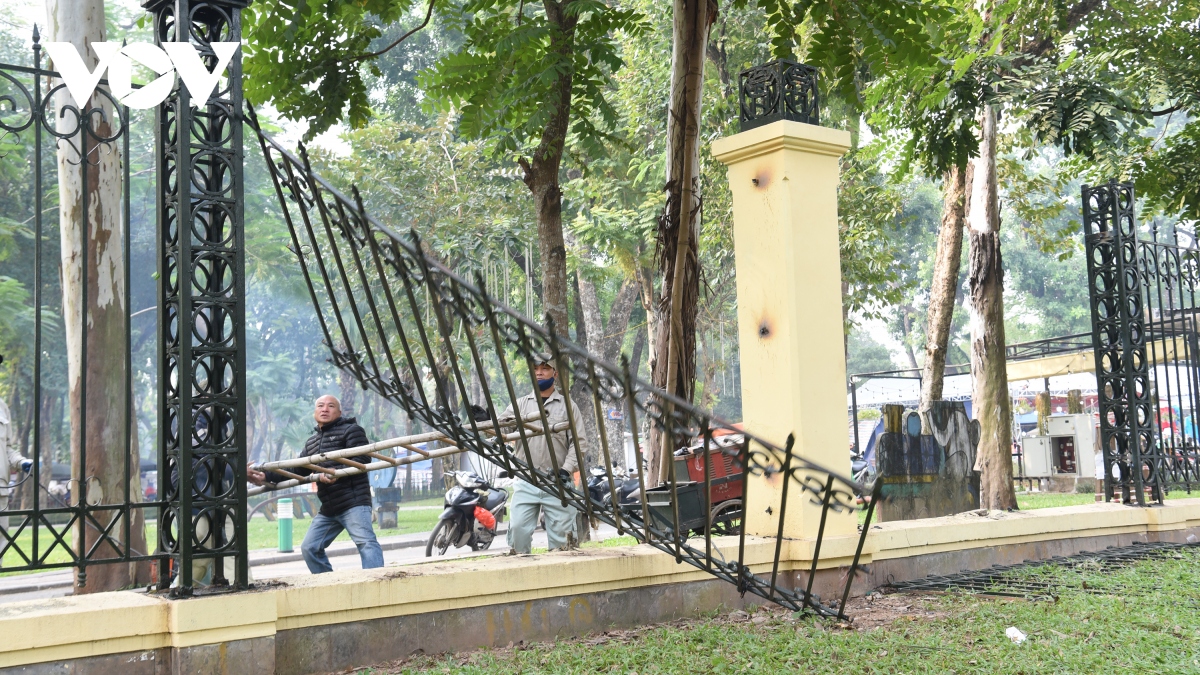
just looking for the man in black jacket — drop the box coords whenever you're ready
[247,395,384,573]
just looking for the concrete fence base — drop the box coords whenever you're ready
[2,499,1197,675]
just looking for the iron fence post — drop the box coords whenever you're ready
[145,0,250,593]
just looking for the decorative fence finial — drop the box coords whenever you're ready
[738,60,820,132]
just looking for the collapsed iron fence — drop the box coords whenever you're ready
[248,106,877,618]
[1084,181,1200,504]
[885,541,1200,600]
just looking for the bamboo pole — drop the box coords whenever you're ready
[247,419,569,495]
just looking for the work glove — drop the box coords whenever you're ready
[19,459,32,473]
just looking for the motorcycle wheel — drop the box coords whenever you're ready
[425,520,454,557]
[708,499,743,536]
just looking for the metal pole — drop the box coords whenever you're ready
[851,378,860,455]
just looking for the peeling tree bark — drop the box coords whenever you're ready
[650,0,717,485]
[46,0,149,592]
[966,105,1016,510]
[636,264,659,374]
[919,165,969,431]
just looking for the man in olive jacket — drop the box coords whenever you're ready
[499,354,577,554]
[248,395,383,573]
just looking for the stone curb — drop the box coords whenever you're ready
[0,522,508,596]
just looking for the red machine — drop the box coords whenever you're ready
[645,433,745,536]
[675,445,744,503]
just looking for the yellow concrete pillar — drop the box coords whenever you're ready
[711,120,854,540]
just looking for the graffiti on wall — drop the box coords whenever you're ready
[877,401,980,521]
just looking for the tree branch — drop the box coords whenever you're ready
[1016,0,1104,61]
[354,0,435,63]
[1114,102,1186,117]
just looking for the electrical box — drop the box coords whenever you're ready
[1021,436,1053,478]
[1021,414,1097,479]
[1047,414,1097,478]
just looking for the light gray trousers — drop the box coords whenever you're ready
[506,479,576,554]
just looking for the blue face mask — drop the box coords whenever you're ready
[537,377,555,391]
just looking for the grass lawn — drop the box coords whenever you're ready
[530,535,640,554]
[1015,492,1097,510]
[1,505,443,573]
[362,547,1200,674]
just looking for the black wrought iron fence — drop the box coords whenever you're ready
[1084,180,1200,504]
[0,32,164,584]
[249,107,877,618]
[1,30,877,614]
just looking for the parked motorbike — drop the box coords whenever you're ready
[586,465,642,508]
[851,452,876,499]
[425,471,508,557]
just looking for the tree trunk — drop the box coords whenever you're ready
[578,273,639,464]
[919,165,969,431]
[900,305,920,370]
[599,278,638,468]
[38,395,56,504]
[649,0,716,485]
[338,351,358,418]
[601,279,639,363]
[636,264,658,375]
[696,331,720,410]
[1067,389,1083,414]
[571,272,602,468]
[1034,392,1051,435]
[967,104,1016,510]
[630,325,646,382]
[46,0,149,592]
[517,2,577,337]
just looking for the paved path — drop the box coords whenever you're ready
[0,523,625,603]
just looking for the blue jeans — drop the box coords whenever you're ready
[301,505,384,573]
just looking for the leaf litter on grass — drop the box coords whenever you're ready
[339,547,1200,675]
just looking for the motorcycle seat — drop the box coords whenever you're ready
[483,489,506,511]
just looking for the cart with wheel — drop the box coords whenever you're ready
[644,436,744,536]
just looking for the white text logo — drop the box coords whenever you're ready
[44,41,239,110]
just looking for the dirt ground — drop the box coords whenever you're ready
[337,591,960,674]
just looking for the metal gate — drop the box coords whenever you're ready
[1084,180,1200,504]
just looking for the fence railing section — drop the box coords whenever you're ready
[249,107,876,618]
[1084,180,1200,504]
[0,34,163,583]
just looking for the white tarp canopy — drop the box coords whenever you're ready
[848,372,1100,409]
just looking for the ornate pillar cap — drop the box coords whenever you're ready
[738,60,820,132]
[142,0,251,12]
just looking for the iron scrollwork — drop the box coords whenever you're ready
[0,30,156,582]
[1083,180,1200,504]
[249,107,878,618]
[738,60,820,132]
